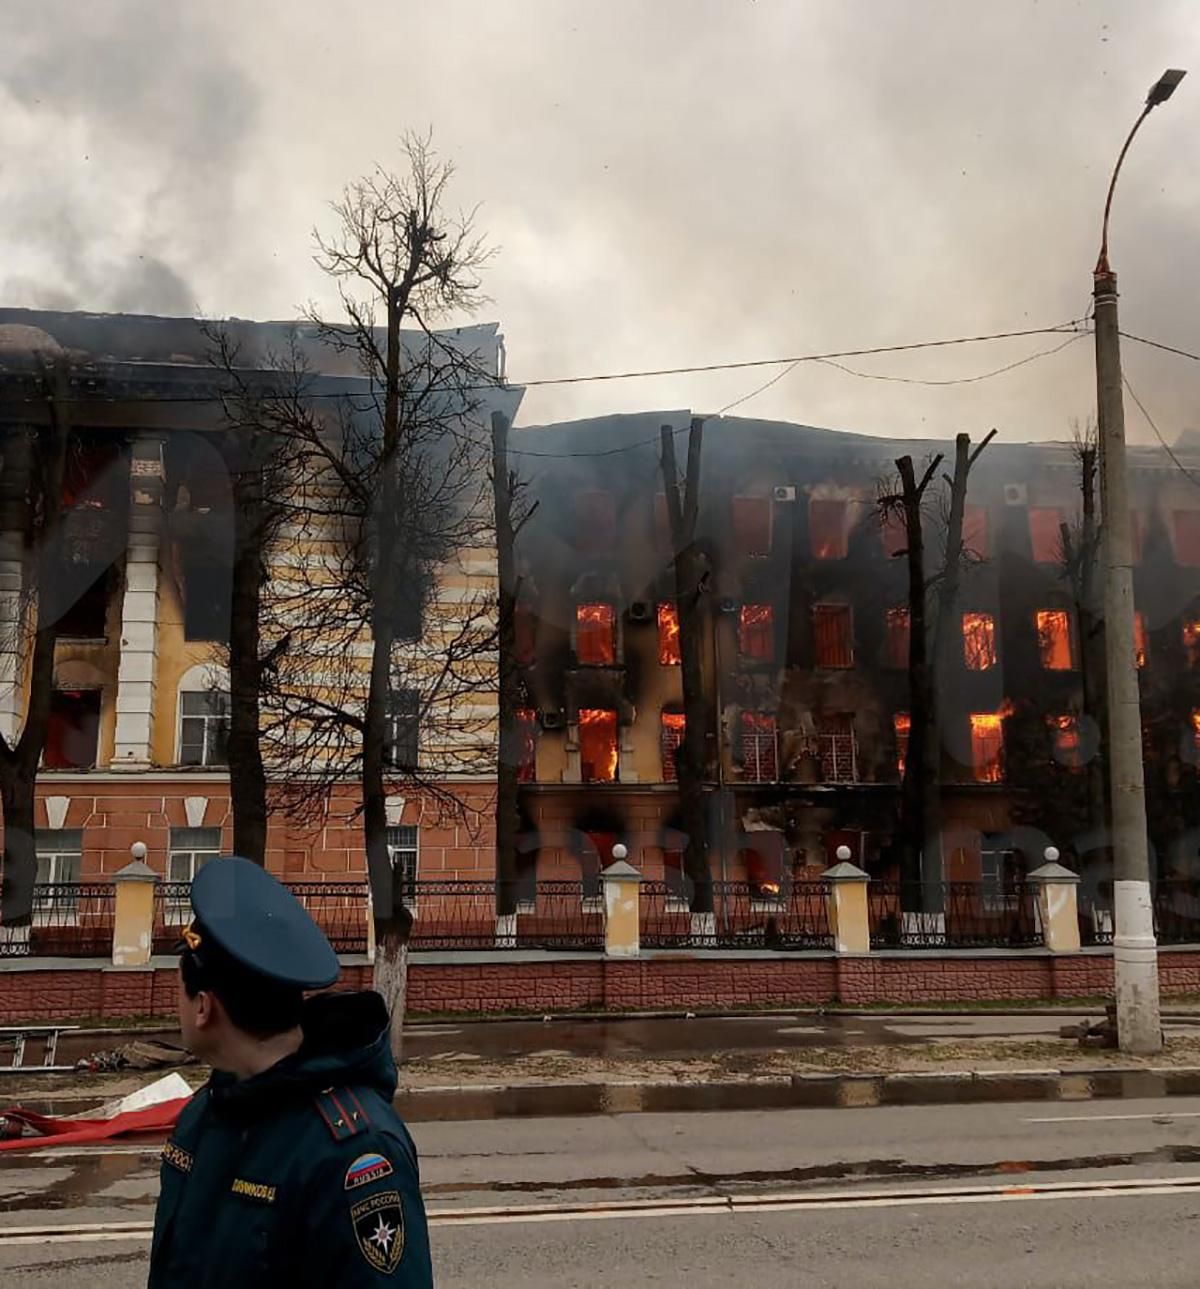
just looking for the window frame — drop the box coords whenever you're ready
[177,688,231,768]
[384,689,421,771]
[33,830,83,926]
[387,824,419,907]
[813,602,853,669]
[165,827,222,920]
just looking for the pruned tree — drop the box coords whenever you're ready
[0,358,72,929]
[660,417,714,928]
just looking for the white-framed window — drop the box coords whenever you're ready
[34,830,83,925]
[166,827,221,921]
[178,690,230,767]
[980,834,1020,912]
[384,691,420,771]
[387,825,419,905]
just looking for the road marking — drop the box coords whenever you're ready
[7,1174,1200,1245]
[1024,1112,1200,1123]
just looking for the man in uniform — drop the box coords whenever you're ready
[149,856,433,1287]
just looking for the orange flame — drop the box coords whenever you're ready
[758,881,782,896]
[962,613,996,671]
[1134,612,1148,669]
[894,712,911,776]
[657,602,681,665]
[579,708,618,782]
[970,712,1005,783]
[577,602,615,665]
[1037,609,1073,671]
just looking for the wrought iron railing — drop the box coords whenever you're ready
[641,879,832,949]
[869,880,1042,949]
[0,883,116,958]
[409,879,603,951]
[1152,880,1200,945]
[284,882,372,953]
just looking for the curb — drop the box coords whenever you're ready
[393,1064,1200,1122]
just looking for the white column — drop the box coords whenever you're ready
[113,441,164,768]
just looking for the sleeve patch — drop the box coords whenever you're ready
[351,1190,405,1273]
[161,1141,193,1175]
[345,1152,394,1190]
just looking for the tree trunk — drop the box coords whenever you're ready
[0,764,37,931]
[661,420,713,917]
[373,934,408,1064]
[491,412,520,921]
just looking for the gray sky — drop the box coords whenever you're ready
[1,0,1198,439]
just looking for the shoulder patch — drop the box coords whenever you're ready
[161,1141,193,1175]
[351,1189,405,1274]
[313,1087,371,1142]
[345,1152,394,1190]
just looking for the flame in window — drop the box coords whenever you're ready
[1184,618,1200,668]
[579,708,618,782]
[962,613,996,670]
[739,604,775,660]
[1134,612,1148,669]
[810,499,849,560]
[660,711,686,782]
[970,712,1004,783]
[1049,714,1082,768]
[576,602,616,665]
[894,712,911,777]
[1037,609,1074,670]
[657,602,681,665]
[1192,710,1200,756]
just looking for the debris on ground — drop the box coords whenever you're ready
[1059,1003,1120,1049]
[74,1039,196,1074]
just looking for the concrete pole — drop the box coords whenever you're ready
[1094,268,1162,1054]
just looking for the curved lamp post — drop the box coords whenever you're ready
[1094,68,1185,1054]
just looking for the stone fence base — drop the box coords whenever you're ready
[4,948,1200,1024]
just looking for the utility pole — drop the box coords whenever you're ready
[1093,68,1185,1054]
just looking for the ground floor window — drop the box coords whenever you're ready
[34,830,83,924]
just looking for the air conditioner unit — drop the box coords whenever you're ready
[539,710,565,731]
[1003,483,1028,507]
[719,597,739,615]
[773,485,797,503]
[628,600,654,623]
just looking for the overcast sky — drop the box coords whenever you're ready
[1,0,1197,440]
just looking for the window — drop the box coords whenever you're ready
[390,572,426,643]
[514,603,537,666]
[576,602,616,665]
[1135,611,1149,669]
[739,712,777,782]
[45,690,101,770]
[810,499,848,560]
[739,604,775,661]
[384,690,420,770]
[34,830,83,925]
[894,713,911,778]
[181,552,232,643]
[963,505,989,559]
[741,833,785,904]
[1029,507,1065,563]
[970,713,1004,783]
[1049,715,1083,769]
[179,690,229,767]
[387,825,419,903]
[657,602,681,665]
[815,714,857,783]
[62,440,120,511]
[1184,617,1200,669]
[1191,711,1200,762]
[962,612,996,671]
[166,827,221,919]
[885,608,910,669]
[813,603,852,668]
[980,835,1020,912]
[576,490,616,554]
[1037,609,1075,671]
[661,711,686,782]
[516,708,538,783]
[57,567,110,639]
[579,708,618,783]
[881,509,907,558]
[732,495,772,556]
[1173,511,1200,567]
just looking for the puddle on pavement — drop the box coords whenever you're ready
[0,1148,156,1214]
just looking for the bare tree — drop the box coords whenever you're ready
[660,417,714,925]
[0,359,72,928]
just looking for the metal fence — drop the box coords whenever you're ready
[869,881,1042,949]
[0,883,117,958]
[642,880,832,949]
[1152,881,1200,945]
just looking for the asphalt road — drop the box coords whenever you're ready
[7,1097,1200,1285]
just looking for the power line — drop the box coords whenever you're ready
[1121,372,1200,493]
[1120,331,1200,364]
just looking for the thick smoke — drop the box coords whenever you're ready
[0,0,256,316]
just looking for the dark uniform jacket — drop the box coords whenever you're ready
[149,991,432,1287]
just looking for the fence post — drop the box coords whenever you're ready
[1028,847,1081,954]
[602,846,642,958]
[822,846,871,955]
[112,842,158,968]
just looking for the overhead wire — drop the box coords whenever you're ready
[1121,372,1200,493]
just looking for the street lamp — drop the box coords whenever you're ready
[1093,67,1185,1054]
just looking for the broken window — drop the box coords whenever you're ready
[885,607,910,669]
[56,566,111,639]
[44,690,101,770]
[1049,715,1083,769]
[816,714,857,782]
[970,713,1004,783]
[1135,611,1149,669]
[657,602,681,665]
[579,708,618,783]
[739,712,777,782]
[516,708,538,783]
[732,495,772,557]
[963,505,989,559]
[1028,507,1065,563]
[1037,609,1074,670]
[384,689,420,770]
[181,552,232,643]
[962,612,997,671]
[813,603,852,668]
[739,604,775,661]
[894,712,911,778]
[881,509,907,558]
[1184,617,1200,669]
[741,833,785,902]
[179,690,230,768]
[575,490,617,554]
[660,711,686,782]
[1174,511,1200,567]
[62,440,121,512]
[576,602,616,665]
[810,498,848,560]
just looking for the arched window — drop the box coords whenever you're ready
[177,664,230,767]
